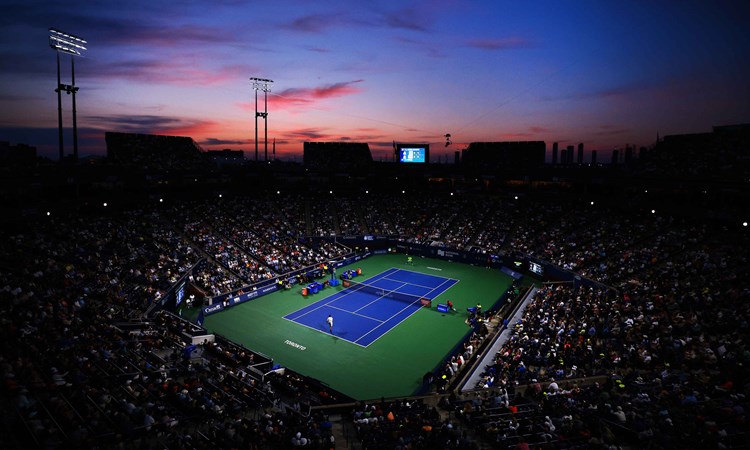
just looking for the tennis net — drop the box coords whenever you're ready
[342,279,431,307]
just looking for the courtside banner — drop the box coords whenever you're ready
[334,251,372,268]
[500,266,523,280]
[202,284,279,316]
[201,302,225,316]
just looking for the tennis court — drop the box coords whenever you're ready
[201,254,513,400]
[284,268,458,347]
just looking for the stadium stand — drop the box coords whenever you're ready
[1,129,748,448]
[303,141,373,173]
[105,132,211,172]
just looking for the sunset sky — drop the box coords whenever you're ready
[1,0,749,162]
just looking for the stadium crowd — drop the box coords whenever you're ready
[352,398,479,449]
[0,203,349,448]
[1,188,747,449]
[461,221,749,448]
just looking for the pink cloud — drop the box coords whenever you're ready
[236,80,365,112]
[277,80,364,101]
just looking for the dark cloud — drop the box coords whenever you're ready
[465,37,533,50]
[90,57,246,85]
[591,126,631,136]
[0,92,45,103]
[284,6,432,34]
[544,80,657,103]
[284,13,347,33]
[284,128,331,140]
[200,137,249,146]
[380,8,430,32]
[307,47,331,53]
[85,114,208,135]
[96,22,236,48]
[529,126,553,134]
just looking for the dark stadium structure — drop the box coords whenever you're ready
[0,127,748,449]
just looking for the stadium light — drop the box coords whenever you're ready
[49,28,87,162]
[250,77,273,161]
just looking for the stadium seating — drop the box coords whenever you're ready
[0,159,748,449]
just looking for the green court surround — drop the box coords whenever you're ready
[202,254,513,400]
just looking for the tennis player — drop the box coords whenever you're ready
[326,314,333,333]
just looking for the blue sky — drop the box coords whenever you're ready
[1,0,748,161]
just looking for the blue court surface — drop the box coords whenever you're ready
[284,268,458,347]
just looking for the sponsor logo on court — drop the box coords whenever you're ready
[204,304,223,314]
[284,340,306,351]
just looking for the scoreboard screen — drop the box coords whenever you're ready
[175,281,186,306]
[400,147,426,163]
[396,143,429,163]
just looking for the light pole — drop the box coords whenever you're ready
[250,77,273,161]
[49,28,86,162]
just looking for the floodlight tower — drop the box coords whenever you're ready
[49,28,87,162]
[250,77,273,161]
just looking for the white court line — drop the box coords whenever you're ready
[287,281,376,321]
[355,277,459,347]
[389,267,460,282]
[354,298,424,346]
[280,316,369,348]
[329,304,384,322]
[353,281,409,314]
[286,267,459,348]
[379,276,436,291]
[283,267,400,322]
